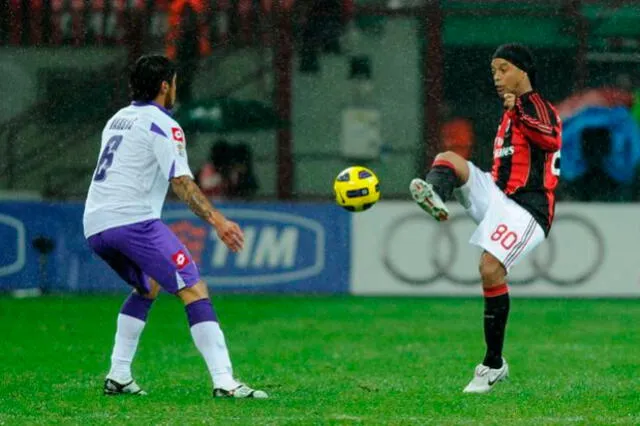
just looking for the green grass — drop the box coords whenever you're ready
[0,296,639,425]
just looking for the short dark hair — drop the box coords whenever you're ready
[129,55,176,102]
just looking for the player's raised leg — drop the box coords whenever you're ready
[178,282,268,399]
[103,280,161,396]
[410,151,470,221]
[463,252,510,394]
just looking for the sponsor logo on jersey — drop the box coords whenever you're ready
[172,127,184,143]
[494,146,515,158]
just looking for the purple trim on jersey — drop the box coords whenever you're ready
[131,101,173,117]
[169,160,176,179]
[185,299,218,327]
[87,219,200,294]
[150,122,168,138]
[120,293,153,321]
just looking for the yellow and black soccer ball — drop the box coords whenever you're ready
[333,166,380,212]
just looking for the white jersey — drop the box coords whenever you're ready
[83,102,193,238]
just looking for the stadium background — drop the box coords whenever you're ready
[1,1,640,424]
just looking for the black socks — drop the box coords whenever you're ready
[482,285,510,369]
[425,161,460,202]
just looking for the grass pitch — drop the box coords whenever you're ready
[0,295,638,425]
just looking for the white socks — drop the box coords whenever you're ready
[107,298,239,391]
[107,314,146,383]
[189,321,238,390]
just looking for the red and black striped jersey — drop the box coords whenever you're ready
[491,91,562,236]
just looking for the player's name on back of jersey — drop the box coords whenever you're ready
[109,118,137,131]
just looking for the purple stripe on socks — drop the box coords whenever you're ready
[185,298,218,327]
[120,293,153,321]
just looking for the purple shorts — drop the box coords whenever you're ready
[87,219,200,294]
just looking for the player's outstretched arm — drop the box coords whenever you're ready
[170,176,244,252]
[171,175,219,223]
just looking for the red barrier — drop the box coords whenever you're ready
[4,0,358,48]
[8,0,22,45]
[166,0,212,60]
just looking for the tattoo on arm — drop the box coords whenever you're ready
[171,176,216,223]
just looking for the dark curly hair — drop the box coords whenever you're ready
[129,55,177,102]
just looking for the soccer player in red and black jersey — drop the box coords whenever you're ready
[410,44,561,393]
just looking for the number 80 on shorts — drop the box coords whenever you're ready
[491,224,518,250]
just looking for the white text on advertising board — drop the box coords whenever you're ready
[211,226,298,269]
[163,209,326,286]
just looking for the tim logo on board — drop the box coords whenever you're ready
[164,205,347,293]
[0,214,26,277]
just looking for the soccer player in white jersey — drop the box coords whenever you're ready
[83,55,267,398]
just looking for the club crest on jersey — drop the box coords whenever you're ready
[172,250,190,269]
[172,127,185,143]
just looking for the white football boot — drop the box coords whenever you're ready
[103,378,147,396]
[214,383,268,399]
[409,178,449,221]
[463,358,509,394]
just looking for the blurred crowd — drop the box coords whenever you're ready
[552,75,640,202]
[6,0,640,202]
[196,139,259,200]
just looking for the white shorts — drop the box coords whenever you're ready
[453,162,545,272]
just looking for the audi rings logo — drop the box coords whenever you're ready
[382,212,605,287]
